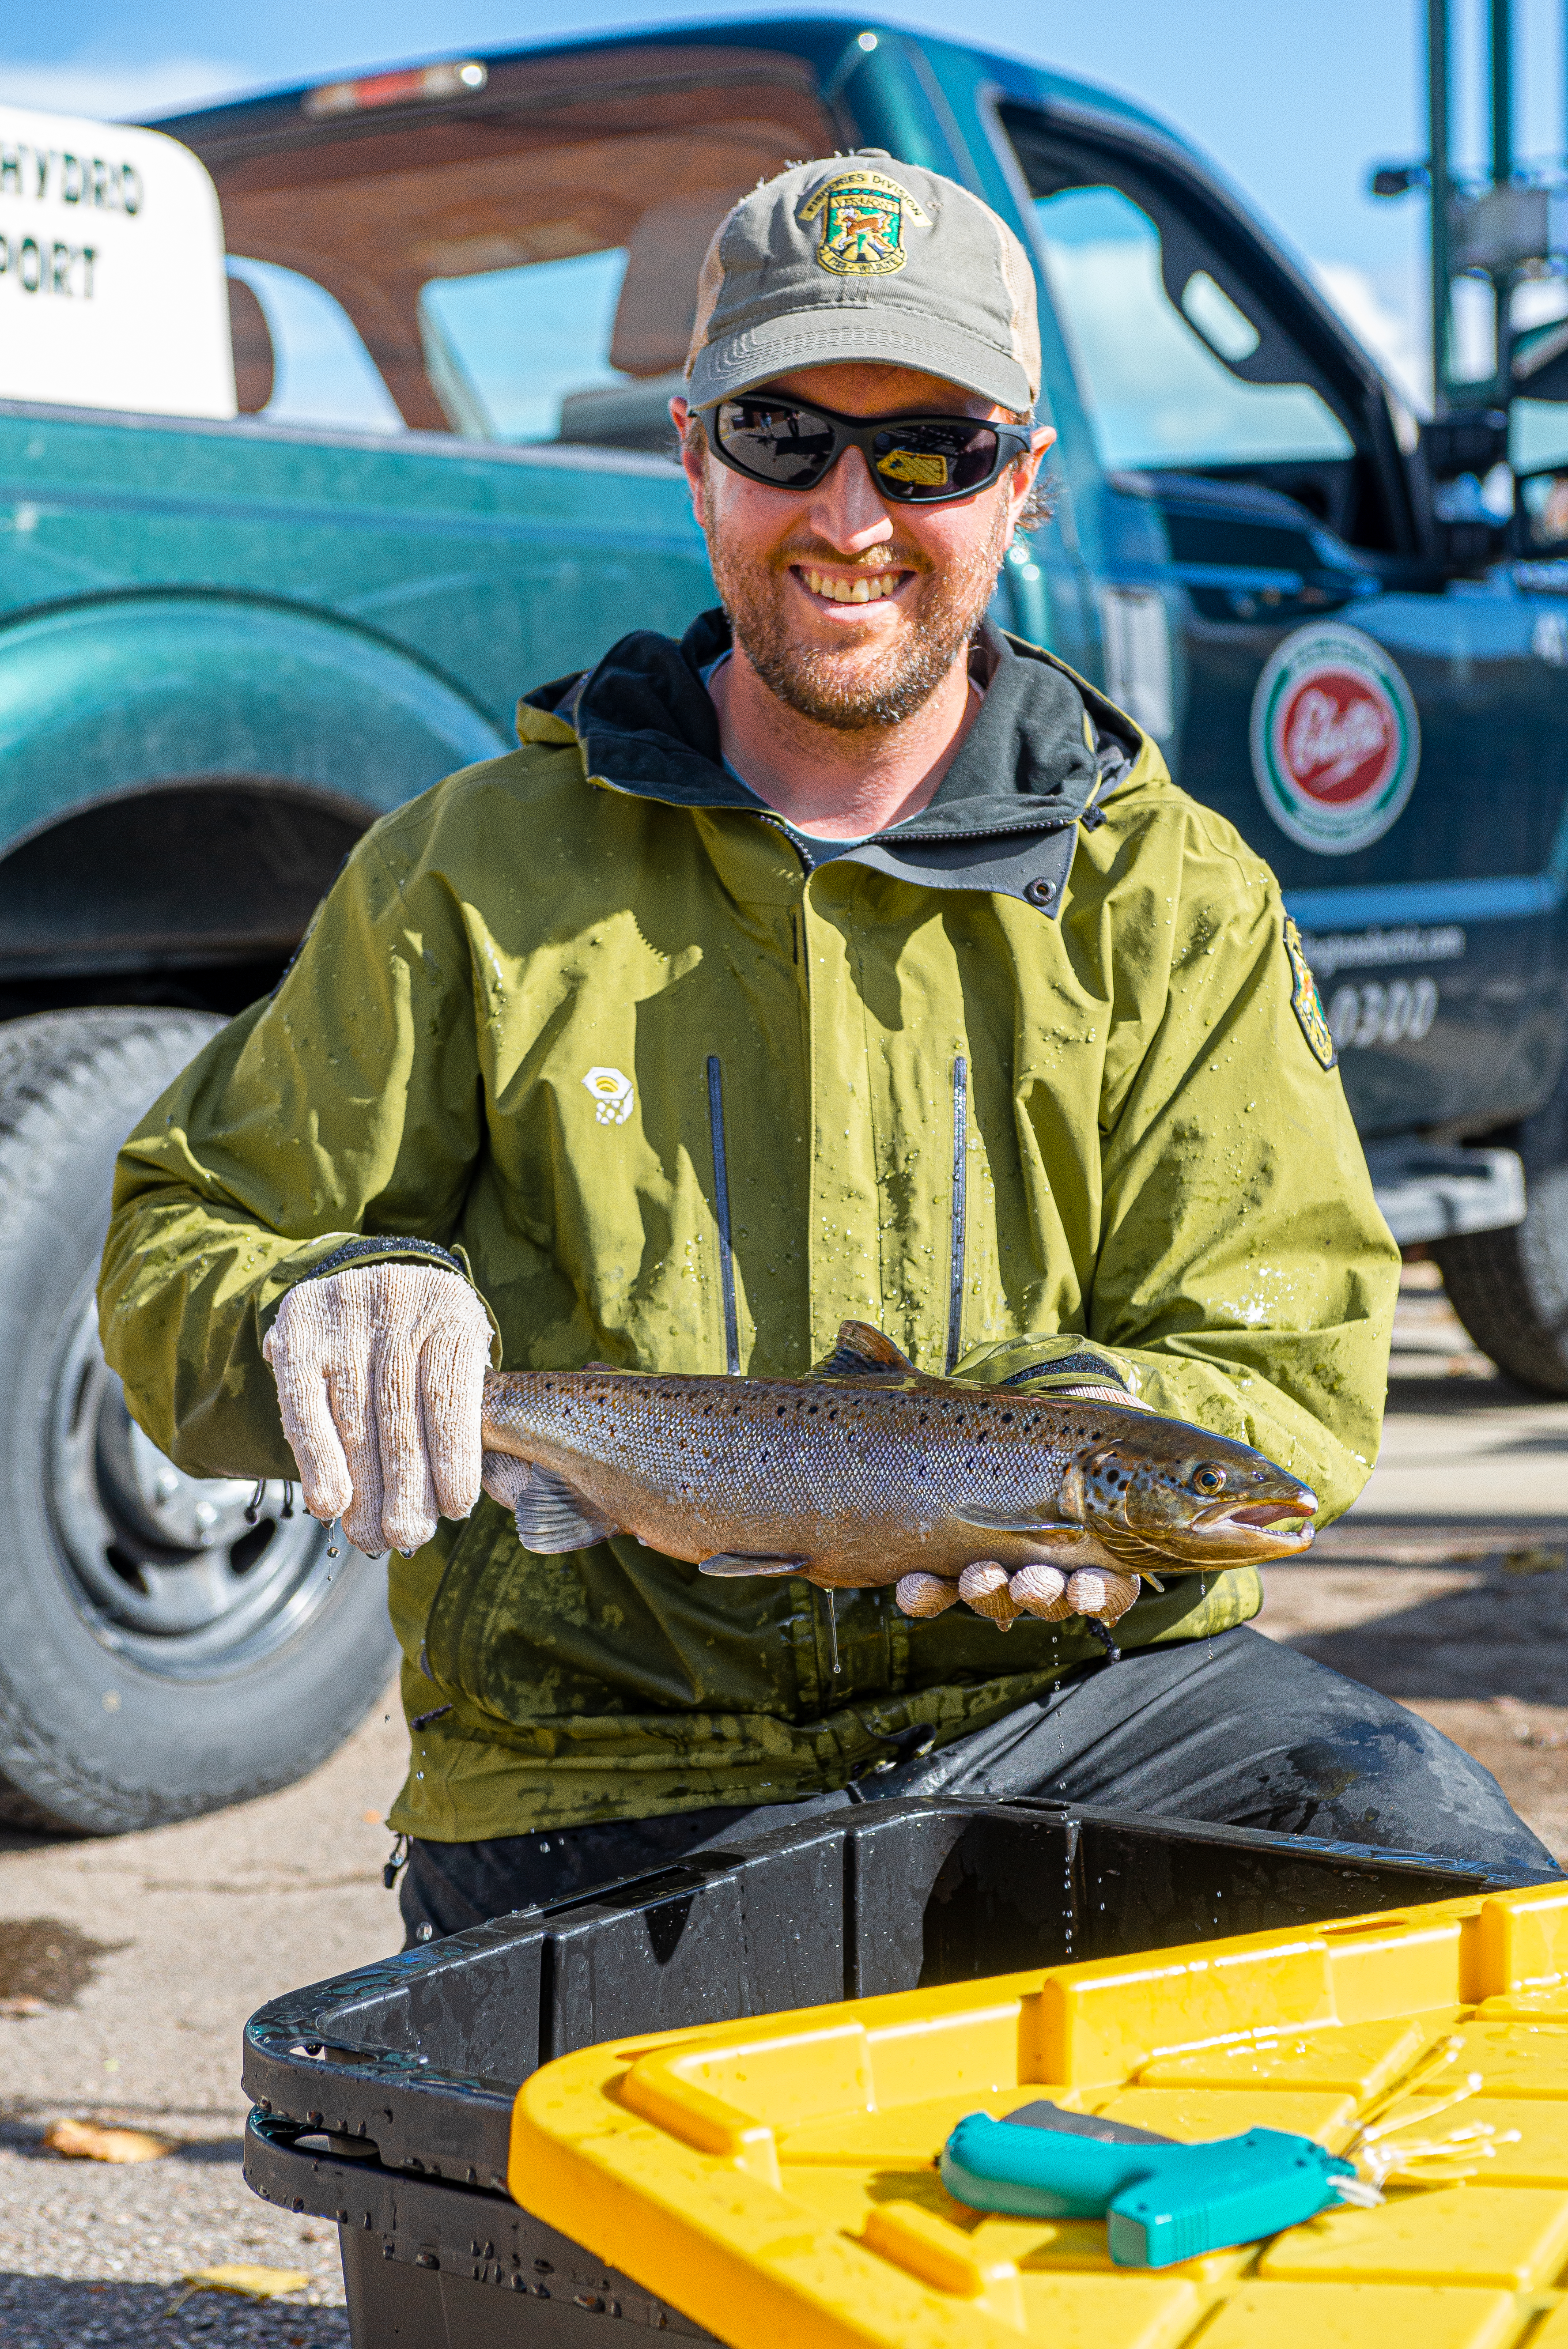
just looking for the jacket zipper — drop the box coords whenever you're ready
[946,1054,968,1374]
[706,1054,741,1375]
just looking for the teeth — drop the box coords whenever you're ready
[804,568,900,603]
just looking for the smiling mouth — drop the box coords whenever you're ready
[796,565,910,605]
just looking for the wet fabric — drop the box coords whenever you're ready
[100,610,1400,1841]
[397,1627,1555,1943]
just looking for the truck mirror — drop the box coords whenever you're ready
[1421,411,1510,480]
[0,99,236,420]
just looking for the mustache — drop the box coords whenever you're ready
[771,539,930,576]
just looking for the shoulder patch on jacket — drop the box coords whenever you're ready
[1284,916,1337,1068]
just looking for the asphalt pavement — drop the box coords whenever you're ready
[1,1263,1565,2342]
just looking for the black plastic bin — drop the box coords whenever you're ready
[242,1795,1545,2346]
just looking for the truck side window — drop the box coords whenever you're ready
[1034,185,1352,480]
[1001,103,1407,551]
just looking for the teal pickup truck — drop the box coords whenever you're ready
[4,17,1566,1834]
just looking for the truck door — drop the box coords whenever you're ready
[999,102,1568,1142]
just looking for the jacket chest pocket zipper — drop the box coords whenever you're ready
[706,1054,741,1375]
[947,1054,968,1374]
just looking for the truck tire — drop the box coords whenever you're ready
[1434,1074,1568,1397]
[0,1008,397,1833]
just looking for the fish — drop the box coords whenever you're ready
[477,1321,1317,1626]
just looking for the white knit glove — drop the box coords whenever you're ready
[262,1262,491,1556]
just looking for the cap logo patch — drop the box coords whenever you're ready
[797,168,929,278]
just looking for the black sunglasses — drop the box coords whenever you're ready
[699,394,1033,505]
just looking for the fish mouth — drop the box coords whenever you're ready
[1171,1484,1316,1560]
[1189,1495,1317,1551]
[1219,1501,1315,1529]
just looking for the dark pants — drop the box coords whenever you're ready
[398,1626,1557,1944]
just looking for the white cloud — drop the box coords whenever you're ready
[0,54,257,124]
[1310,259,1431,417]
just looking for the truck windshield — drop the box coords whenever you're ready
[1034,185,1352,473]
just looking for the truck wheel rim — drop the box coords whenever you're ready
[47,1281,340,1675]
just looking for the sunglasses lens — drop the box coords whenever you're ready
[710,404,1011,501]
[714,400,837,487]
[872,421,1002,500]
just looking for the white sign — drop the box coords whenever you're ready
[0,102,235,419]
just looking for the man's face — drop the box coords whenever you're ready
[673,364,1054,733]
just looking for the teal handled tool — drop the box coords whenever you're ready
[941,2102,1372,2268]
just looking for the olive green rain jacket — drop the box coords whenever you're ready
[100,611,1398,1842]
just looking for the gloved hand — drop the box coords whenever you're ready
[263,1262,492,1556]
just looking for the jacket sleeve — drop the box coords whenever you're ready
[98,824,485,1480]
[959,815,1399,1526]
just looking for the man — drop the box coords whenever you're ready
[100,155,1554,1941]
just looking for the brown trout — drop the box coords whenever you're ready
[477,1322,1316,1614]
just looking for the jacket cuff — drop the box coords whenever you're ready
[303,1235,467,1283]
[952,1333,1147,1405]
[261,1236,503,1365]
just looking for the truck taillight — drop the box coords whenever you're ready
[304,58,487,116]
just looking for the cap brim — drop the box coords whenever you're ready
[688,306,1034,417]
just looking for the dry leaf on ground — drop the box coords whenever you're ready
[42,2117,178,2162]
[181,2265,311,2298]
[0,1994,45,2017]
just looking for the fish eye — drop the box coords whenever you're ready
[1192,1465,1227,1494]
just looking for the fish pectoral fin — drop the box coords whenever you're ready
[810,1320,929,1382]
[953,1504,1086,1536]
[511,1464,619,1554]
[697,1554,809,1579]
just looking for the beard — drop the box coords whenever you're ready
[705,499,1009,734]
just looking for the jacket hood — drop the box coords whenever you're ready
[521,608,1152,914]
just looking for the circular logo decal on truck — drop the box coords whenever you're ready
[1249,623,1420,856]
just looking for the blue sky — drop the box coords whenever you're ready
[4,0,1566,406]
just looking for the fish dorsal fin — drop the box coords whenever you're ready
[812,1321,925,1382]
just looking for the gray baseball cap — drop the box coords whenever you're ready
[685,152,1041,416]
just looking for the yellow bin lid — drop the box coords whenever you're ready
[512,1881,1568,2349]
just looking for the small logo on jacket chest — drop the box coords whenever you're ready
[583,1067,635,1125]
